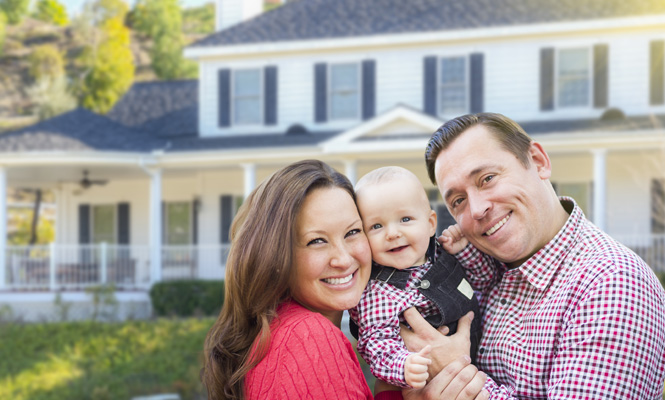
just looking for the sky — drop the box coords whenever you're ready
[61,0,214,16]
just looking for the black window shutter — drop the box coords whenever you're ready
[593,44,609,109]
[470,53,484,113]
[220,195,233,244]
[218,69,231,127]
[117,202,130,245]
[362,59,376,120]
[78,204,90,244]
[264,66,278,125]
[652,179,665,234]
[650,40,665,106]
[540,48,555,111]
[423,56,437,116]
[314,63,327,123]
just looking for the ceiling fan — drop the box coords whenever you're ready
[79,170,108,189]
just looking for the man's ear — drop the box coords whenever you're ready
[529,141,552,180]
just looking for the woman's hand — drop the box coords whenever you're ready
[400,308,473,377]
[402,355,489,400]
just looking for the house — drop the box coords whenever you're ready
[1,0,664,320]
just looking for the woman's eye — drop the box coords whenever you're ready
[345,228,361,238]
[401,217,411,222]
[307,238,325,246]
[370,223,382,230]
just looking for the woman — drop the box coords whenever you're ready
[201,160,486,400]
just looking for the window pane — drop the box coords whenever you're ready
[440,57,466,115]
[558,48,589,107]
[233,69,261,124]
[652,179,665,234]
[92,205,115,244]
[557,182,591,218]
[166,202,191,245]
[234,98,261,124]
[330,63,358,120]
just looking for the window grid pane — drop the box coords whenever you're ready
[330,63,359,120]
[92,205,115,244]
[166,202,192,245]
[440,57,467,115]
[233,69,261,124]
[558,48,590,108]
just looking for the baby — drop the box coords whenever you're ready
[349,166,480,389]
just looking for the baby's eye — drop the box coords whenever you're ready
[307,238,325,246]
[370,223,382,230]
[345,228,361,238]
[401,217,412,223]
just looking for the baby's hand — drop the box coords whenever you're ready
[438,224,468,255]
[404,345,431,389]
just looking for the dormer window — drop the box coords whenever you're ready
[557,48,591,108]
[233,68,262,125]
[330,63,360,120]
[439,56,468,116]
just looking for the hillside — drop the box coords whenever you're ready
[0,3,214,133]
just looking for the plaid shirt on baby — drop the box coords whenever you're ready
[457,198,665,399]
[349,260,439,387]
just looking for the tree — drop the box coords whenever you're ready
[132,0,197,80]
[0,0,30,25]
[0,11,6,55]
[182,2,214,35]
[33,0,69,26]
[28,45,65,82]
[27,76,77,119]
[75,0,134,114]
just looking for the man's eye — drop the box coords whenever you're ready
[452,198,465,208]
[401,217,411,222]
[483,175,495,184]
[307,238,325,246]
[345,229,361,238]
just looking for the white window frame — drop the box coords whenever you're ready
[232,68,263,126]
[91,204,116,245]
[438,55,469,117]
[556,47,592,109]
[328,62,360,121]
[164,201,193,245]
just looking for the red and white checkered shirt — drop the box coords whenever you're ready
[349,261,439,387]
[457,198,665,399]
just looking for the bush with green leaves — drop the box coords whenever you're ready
[149,280,224,317]
[0,0,30,25]
[33,0,69,26]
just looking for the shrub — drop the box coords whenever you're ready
[149,280,224,317]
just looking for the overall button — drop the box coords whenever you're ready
[419,279,430,289]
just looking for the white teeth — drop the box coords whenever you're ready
[485,214,510,236]
[323,274,353,285]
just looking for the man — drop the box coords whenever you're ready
[404,112,665,399]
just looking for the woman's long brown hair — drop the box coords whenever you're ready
[201,160,355,400]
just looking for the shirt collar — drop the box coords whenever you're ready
[518,196,584,290]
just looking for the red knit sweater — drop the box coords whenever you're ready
[245,299,403,400]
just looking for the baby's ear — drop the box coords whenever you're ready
[428,209,437,235]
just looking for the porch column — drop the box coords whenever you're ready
[592,149,607,231]
[242,163,256,199]
[0,167,6,289]
[148,168,162,284]
[344,160,358,185]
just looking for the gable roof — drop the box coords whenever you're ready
[0,108,157,152]
[190,0,665,48]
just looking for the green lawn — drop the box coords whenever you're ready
[0,318,214,400]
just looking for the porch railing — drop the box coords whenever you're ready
[3,243,230,291]
[1,235,662,291]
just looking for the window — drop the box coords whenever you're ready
[165,202,192,245]
[557,48,590,108]
[233,68,262,125]
[330,63,359,120]
[92,204,116,244]
[552,182,592,220]
[439,56,467,116]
